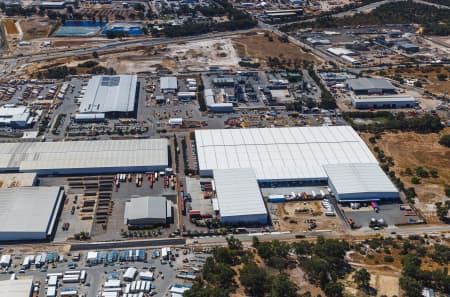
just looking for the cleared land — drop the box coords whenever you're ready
[3,19,19,35]
[83,38,241,73]
[20,19,56,40]
[233,31,319,68]
[361,129,450,220]
[275,201,344,233]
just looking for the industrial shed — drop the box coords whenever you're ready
[352,95,417,109]
[160,77,178,93]
[195,126,377,183]
[124,196,173,226]
[213,168,268,224]
[0,105,32,128]
[347,78,396,95]
[0,186,64,241]
[0,139,168,175]
[79,75,138,118]
[204,89,233,113]
[324,163,399,202]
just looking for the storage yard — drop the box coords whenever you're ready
[0,244,206,297]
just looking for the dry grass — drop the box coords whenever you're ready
[233,31,319,68]
[52,40,93,47]
[384,66,450,96]
[3,19,19,35]
[360,129,450,215]
[289,266,325,296]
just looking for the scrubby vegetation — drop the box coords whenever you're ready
[158,0,256,37]
[439,134,450,147]
[343,111,444,133]
[281,1,450,36]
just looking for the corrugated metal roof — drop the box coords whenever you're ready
[347,78,396,91]
[0,186,63,234]
[213,168,267,218]
[79,75,137,113]
[124,196,167,221]
[0,139,168,172]
[160,77,178,90]
[196,126,377,181]
[324,163,398,195]
[0,279,33,297]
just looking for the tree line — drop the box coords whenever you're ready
[343,111,444,133]
[281,1,450,36]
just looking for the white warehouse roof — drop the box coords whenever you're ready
[160,76,178,90]
[79,75,137,114]
[0,139,168,174]
[0,279,33,297]
[0,105,31,126]
[213,168,267,223]
[196,126,377,181]
[0,186,64,241]
[124,196,169,224]
[324,163,399,201]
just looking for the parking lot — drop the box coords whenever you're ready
[343,203,421,229]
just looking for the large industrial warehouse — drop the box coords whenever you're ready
[324,163,399,201]
[196,126,399,202]
[352,94,417,109]
[347,78,396,95]
[0,186,64,241]
[213,168,268,224]
[196,126,377,181]
[0,138,168,175]
[79,75,138,118]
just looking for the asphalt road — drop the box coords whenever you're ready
[0,29,258,74]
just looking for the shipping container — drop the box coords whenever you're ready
[268,195,286,203]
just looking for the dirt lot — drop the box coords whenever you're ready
[384,66,450,96]
[345,269,400,297]
[361,129,450,220]
[275,201,344,233]
[89,37,241,73]
[233,31,320,68]
[3,19,19,35]
[20,18,56,40]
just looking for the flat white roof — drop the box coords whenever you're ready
[327,47,354,56]
[0,186,63,234]
[0,279,33,297]
[160,77,178,90]
[196,126,377,181]
[0,106,30,125]
[0,139,168,173]
[213,168,267,218]
[79,75,137,114]
[124,196,167,221]
[324,163,398,196]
